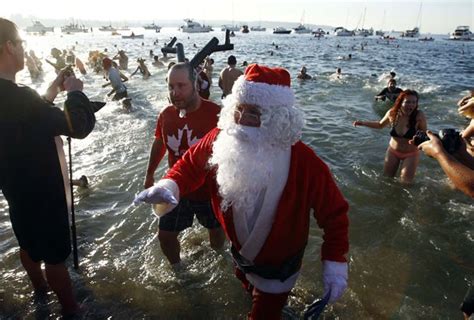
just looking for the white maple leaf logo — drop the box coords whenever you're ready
[166,125,200,156]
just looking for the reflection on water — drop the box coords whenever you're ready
[0,28,473,318]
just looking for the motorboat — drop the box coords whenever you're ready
[250,26,266,31]
[143,22,160,30]
[61,22,88,34]
[25,21,54,33]
[354,28,374,37]
[311,28,326,37]
[241,25,249,33]
[122,33,144,39]
[180,19,213,33]
[449,26,473,41]
[273,27,291,34]
[221,25,240,32]
[292,24,311,34]
[401,27,419,38]
[334,27,354,36]
[418,36,434,42]
[99,25,116,32]
[116,26,130,31]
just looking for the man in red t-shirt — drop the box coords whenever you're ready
[143,62,225,267]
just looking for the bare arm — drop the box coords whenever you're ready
[416,111,428,131]
[144,138,167,188]
[419,131,474,198]
[353,110,391,129]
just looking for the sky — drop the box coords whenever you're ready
[4,0,473,34]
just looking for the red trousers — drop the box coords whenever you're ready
[235,268,290,320]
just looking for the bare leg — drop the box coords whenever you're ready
[44,263,79,315]
[208,227,225,250]
[383,147,401,177]
[399,153,420,184]
[19,249,48,293]
[158,230,181,265]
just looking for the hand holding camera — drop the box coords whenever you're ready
[413,129,462,156]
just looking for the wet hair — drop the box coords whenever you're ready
[227,55,237,65]
[0,18,19,54]
[389,89,419,126]
[388,78,397,85]
[167,62,197,85]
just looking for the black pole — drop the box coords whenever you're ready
[67,136,79,270]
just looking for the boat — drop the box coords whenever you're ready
[353,8,373,37]
[292,24,311,34]
[61,22,88,34]
[25,21,54,33]
[121,33,144,39]
[143,22,160,30]
[334,27,354,36]
[221,25,240,32]
[180,19,213,33]
[311,28,326,37]
[449,26,473,40]
[418,36,434,41]
[99,25,116,32]
[241,25,249,33]
[375,30,385,37]
[401,27,419,38]
[292,11,311,34]
[273,27,291,34]
[116,26,130,31]
[250,26,266,31]
[401,3,422,38]
[354,28,374,37]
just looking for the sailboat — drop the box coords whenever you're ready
[292,11,311,34]
[375,10,386,36]
[402,2,422,37]
[354,8,373,36]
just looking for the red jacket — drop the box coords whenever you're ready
[165,128,349,266]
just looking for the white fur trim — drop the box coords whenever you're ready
[230,76,295,108]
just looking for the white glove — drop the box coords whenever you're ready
[322,260,348,303]
[133,185,178,206]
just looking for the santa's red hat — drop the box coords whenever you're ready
[230,64,295,109]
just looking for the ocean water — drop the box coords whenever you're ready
[0,28,473,319]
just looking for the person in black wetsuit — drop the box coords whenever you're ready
[353,89,427,183]
[0,18,96,317]
[375,78,403,102]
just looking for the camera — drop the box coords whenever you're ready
[413,129,462,154]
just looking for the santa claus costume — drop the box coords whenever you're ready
[136,64,350,319]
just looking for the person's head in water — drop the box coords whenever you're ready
[166,62,199,112]
[388,79,397,91]
[227,55,237,66]
[336,67,342,74]
[390,71,396,79]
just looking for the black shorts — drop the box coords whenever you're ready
[9,202,71,265]
[159,198,221,232]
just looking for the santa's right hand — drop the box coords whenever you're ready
[133,185,178,205]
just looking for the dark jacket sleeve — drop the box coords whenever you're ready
[29,89,96,139]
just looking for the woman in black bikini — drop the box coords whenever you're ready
[353,90,427,183]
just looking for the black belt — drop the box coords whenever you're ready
[231,245,306,282]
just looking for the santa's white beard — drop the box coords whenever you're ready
[209,124,279,214]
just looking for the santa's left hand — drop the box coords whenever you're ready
[322,260,348,303]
